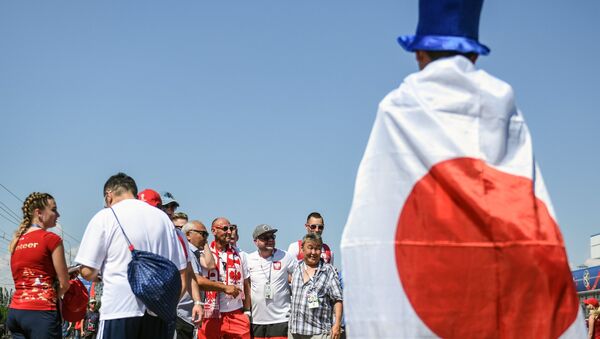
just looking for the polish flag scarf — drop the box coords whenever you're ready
[204,241,244,319]
[341,56,584,338]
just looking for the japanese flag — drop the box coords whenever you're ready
[341,56,584,338]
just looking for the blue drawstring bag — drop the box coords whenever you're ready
[110,208,181,336]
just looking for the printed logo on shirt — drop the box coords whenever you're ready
[15,242,39,251]
[273,261,281,270]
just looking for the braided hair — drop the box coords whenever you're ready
[9,192,54,254]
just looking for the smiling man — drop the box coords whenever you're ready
[247,224,295,339]
[197,217,251,339]
[287,212,334,265]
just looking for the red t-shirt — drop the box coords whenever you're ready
[10,229,62,310]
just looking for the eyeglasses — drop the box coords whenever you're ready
[215,224,237,232]
[190,229,209,237]
[308,224,325,231]
[257,234,276,241]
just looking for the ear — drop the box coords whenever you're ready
[415,50,431,70]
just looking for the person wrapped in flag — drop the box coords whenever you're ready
[340,0,585,338]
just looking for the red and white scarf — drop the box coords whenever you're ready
[204,241,244,318]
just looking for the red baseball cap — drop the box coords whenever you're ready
[584,298,599,308]
[138,189,162,207]
[62,279,90,322]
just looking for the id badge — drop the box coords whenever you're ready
[307,292,319,309]
[264,282,273,299]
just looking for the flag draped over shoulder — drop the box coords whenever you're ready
[340,56,584,339]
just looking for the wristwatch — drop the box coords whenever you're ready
[194,301,204,306]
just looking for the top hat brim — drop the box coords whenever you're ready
[398,35,490,55]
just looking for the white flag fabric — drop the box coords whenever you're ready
[341,56,584,338]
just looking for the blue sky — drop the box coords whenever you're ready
[0,1,598,287]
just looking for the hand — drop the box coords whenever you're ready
[192,304,204,325]
[223,285,240,298]
[331,323,342,339]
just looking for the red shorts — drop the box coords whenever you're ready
[198,308,250,339]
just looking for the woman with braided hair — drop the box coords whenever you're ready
[6,192,70,339]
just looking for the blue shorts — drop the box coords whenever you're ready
[101,312,172,339]
[7,308,61,339]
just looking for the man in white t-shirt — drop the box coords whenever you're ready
[287,212,334,265]
[247,224,295,339]
[75,173,188,339]
[198,217,251,339]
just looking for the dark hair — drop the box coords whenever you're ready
[301,233,323,248]
[103,172,138,197]
[306,211,323,223]
[424,50,478,62]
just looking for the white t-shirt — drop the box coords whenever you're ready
[75,199,187,321]
[286,240,335,266]
[247,249,295,324]
[202,247,249,313]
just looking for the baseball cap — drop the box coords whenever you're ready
[62,278,90,322]
[160,191,179,207]
[138,189,162,207]
[253,224,278,239]
[584,298,599,308]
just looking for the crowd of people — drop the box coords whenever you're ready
[5,172,344,339]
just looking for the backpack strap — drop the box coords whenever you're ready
[109,207,135,252]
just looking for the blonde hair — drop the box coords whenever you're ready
[9,192,54,254]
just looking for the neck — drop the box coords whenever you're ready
[110,192,135,206]
[214,240,227,251]
[259,248,274,259]
[30,222,46,230]
[305,261,319,269]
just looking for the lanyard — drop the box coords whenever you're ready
[259,249,275,284]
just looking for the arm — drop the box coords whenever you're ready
[51,243,70,298]
[200,243,216,270]
[331,301,343,339]
[195,274,240,297]
[80,266,100,283]
[243,278,251,311]
[180,266,189,299]
[589,315,595,339]
[190,278,204,325]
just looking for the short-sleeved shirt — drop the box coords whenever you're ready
[177,242,202,324]
[10,229,62,310]
[247,249,296,325]
[75,199,187,321]
[289,261,343,335]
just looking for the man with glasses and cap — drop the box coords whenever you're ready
[287,212,334,265]
[247,224,295,339]
[197,217,251,339]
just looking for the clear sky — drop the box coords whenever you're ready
[0,1,598,288]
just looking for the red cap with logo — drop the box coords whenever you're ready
[584,298,599,308]
[138,189,162,207]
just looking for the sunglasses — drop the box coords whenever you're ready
[257,234,276,241]
[190,229,209,237]
[215,224,237,232]
[308,224,325,231]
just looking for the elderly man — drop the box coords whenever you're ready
[76,173,187,339]
[287,212,334,265]
[247,224,295,339]
[197,217,251,339]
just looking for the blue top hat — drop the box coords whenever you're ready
[398,0,490,55]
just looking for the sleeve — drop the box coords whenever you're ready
[327,266,343,302]
[169,227,188,270]
[285,252,296,274]
[175,228,191,263]
[287,241,298,259]
[44,232,62,253]
[188,247,201,274]
[241,251,249,279]
[75,211,109,270]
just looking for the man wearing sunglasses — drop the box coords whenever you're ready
[197,218,251,339]
[287,212,334,265]
[247,224,296,339]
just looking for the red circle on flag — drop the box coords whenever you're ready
[395,158,578,338]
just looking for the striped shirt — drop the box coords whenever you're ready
[289,261,343,335]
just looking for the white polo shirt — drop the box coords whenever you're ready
[75,199,187,321]
[247,249,295,324]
